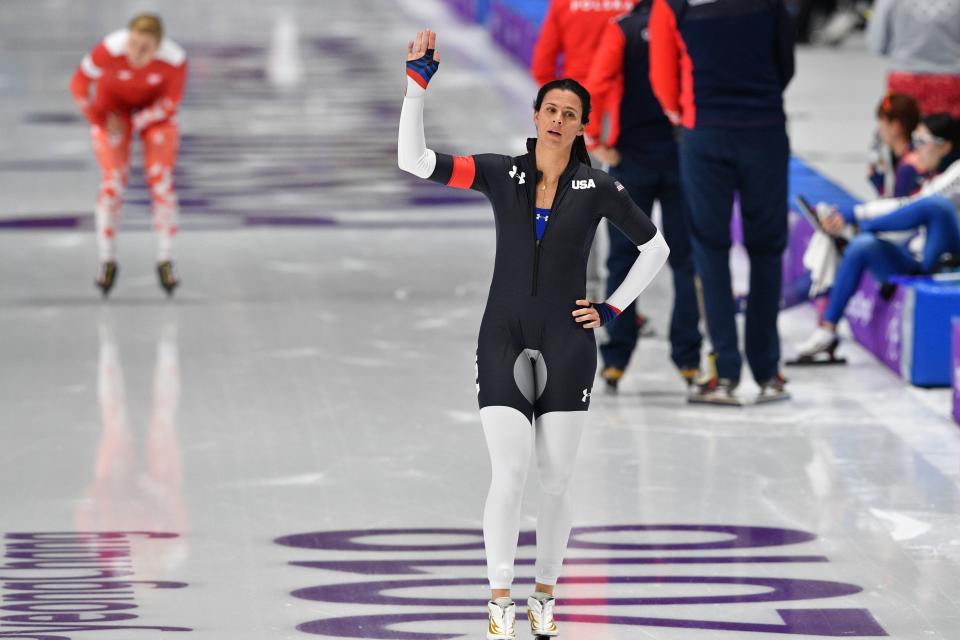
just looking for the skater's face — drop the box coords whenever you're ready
[533,90,585,152]
[913,124,953,172]
[127,30,159,68]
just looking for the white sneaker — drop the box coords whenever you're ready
[796,326,839,359]
[487,597,516,640]
[527,592,559,637]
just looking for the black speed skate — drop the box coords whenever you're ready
[157,261,179,297]
[95,261,118,298]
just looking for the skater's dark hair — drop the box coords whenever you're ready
[534,78,592,167]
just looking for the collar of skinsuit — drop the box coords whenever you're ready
[523,137,583,184]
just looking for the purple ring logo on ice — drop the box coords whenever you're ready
[276,524,887,638]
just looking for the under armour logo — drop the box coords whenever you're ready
[536,213,549,222]
[581,388,591,403]
[509,165,525,184]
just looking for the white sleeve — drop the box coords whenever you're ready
[397,76,437,179]
[81,54,103,79]
[919,160,960,201]
[855,160,960,219]
[605,230,670,312]
[854,197,904,220]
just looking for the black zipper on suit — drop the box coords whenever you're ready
[525,139,580,297]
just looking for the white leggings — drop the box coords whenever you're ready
[481,406,586,590]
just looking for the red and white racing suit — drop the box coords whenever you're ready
[70,30,187,261]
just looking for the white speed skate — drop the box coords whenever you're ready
[528,592,559,637]
[487,597,516,640]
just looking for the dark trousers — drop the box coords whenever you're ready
[678,127,789,383]
[601,155,702,371]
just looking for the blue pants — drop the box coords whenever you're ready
[679,126,790,383]
[601,156,702,371]
[824,196,960,324]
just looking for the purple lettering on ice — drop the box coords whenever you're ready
[278,525,888,638]
[0,532,192,638]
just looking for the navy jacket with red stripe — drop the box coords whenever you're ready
[585,1,676,165]
[648,0,795,130]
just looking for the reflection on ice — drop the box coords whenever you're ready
[77,313,188,575]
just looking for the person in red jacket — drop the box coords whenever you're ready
[530,0,636,86]
[70,14,187,297]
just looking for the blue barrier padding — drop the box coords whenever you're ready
[891,276,960,386]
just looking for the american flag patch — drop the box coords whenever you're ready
[614,181,625,192]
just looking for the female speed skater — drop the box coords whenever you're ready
[397,30,670,640]
[70,13,187,297]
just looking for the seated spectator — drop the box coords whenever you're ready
[797,114,960,360]
[869,92,925,198]
[868,0,960,118]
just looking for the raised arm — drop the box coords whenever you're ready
[397,29,441,179]
[398,30,501,194]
